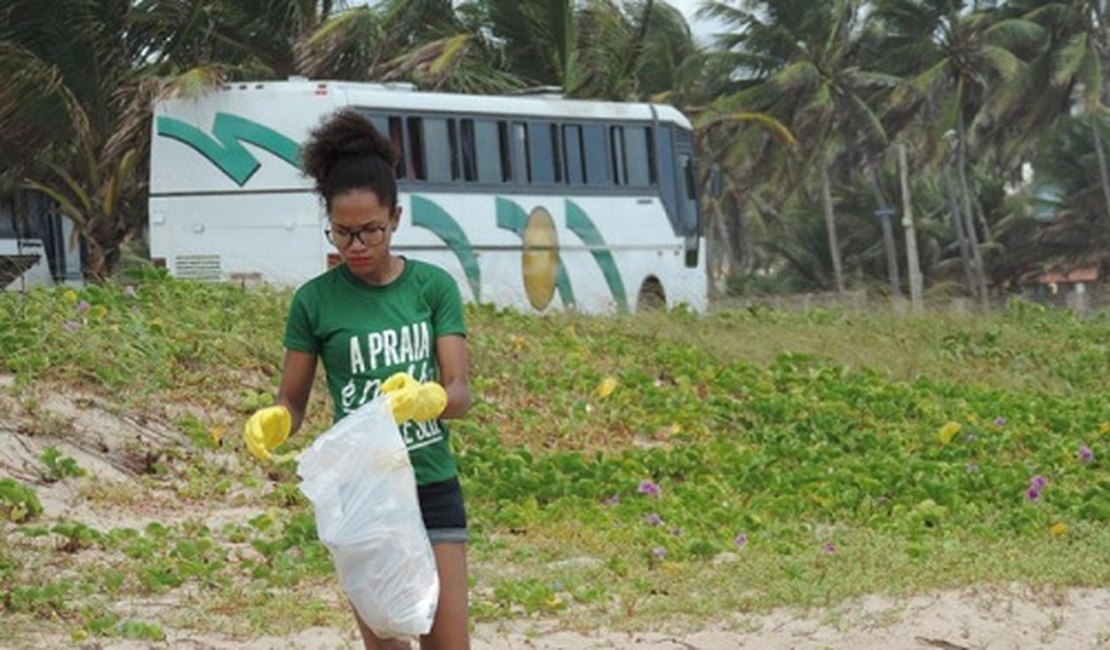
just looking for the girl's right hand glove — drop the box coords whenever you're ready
[243,405,292,461]
[382,372,448,423]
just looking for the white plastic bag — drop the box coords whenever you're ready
[296,395,439,639]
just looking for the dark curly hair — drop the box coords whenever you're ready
[301,109,398,212]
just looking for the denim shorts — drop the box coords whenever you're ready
[418,476,468,544]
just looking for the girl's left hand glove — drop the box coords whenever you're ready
[382,372,448,423]
[243,405,292,461]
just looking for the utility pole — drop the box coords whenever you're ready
[873,208,902,301]
[898,143,924,313]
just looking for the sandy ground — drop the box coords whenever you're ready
[2,377,1107,649]
[5,585,1108,649]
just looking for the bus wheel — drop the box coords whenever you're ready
[637,277,666,312]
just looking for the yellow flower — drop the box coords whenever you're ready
[509,334,526,351]
[89,305,108,320]
[938,421,962,445]
[62,289,78,304]
[210,426,227,447]
[596,376,618,398]
[1099,422,1110,436]
[1050,522,1068,536]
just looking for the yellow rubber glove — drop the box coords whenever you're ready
[382,372,448,423]
[243,405,292,461]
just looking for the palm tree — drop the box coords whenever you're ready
[870,0,1044,304]
[451,0,677,100]
[0,0,170,279]
[1007,0,1110,236]
[699,0,897,294]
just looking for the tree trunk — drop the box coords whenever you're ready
[944,166,977,299]
[956,115,988,306]
[708,197,734,298]
[863,157,902,299]
[737,201,755,274]
[1089,115,1110,229]
[897,143,923,313]
[83,221,122,281]
[819,162,845,294]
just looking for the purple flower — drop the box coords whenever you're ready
[76,301,91,314]
[670,527,683,537]
[644,513,662,526]
[1030,475,1048,490]
[62,320,82,332]
[638,480,661,497]
[124,285,137,298]
[965,434,978,443]
[1026,487,1042,502]
[823,542,837,555]
[994,417,1007,427]
[966,463,980,473]
[734,533,748,548]
[651,546,667,559]
[1078,445,1094,464]
[602,494,620,507]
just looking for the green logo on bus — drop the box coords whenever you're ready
[158,115,628,311]
[416,196,627,312]
[157,114,302,186]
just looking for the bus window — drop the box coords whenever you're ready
[460,119,477,181]
[550,124,564,184]
[678,153,699,234]
[657,124,677,218]
[367,114,388,139]
[473,120,503,183]
[512,122,530,183]
[583,124,608,185]
[389,116,407,179]
[528,122,557,184]
[625,126,653,187]
[423,117,456,182]
[363,112,406,179]
[406,117,426,180]
[498,121,512,182]
[563,125,585,185]
[610,126,627,185]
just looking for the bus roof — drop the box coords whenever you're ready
[170,79,693,130]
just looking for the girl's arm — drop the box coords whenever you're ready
[276,350,318,433]
[435,334,471,419]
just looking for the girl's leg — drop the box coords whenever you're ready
[420,542,470,650]
[353,606,413,650]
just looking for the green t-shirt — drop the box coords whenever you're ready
[283,259,467,485]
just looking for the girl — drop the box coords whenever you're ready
[243,109,472,650]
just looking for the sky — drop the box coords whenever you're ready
[664,0,729,46]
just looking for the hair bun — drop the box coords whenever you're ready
[302,109,398,185]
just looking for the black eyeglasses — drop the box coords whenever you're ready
[325,224,388,248]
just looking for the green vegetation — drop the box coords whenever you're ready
[0,278,1107,642]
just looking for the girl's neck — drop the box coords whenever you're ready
[351,255,403,286]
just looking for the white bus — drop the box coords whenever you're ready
[1,194,81,291]
[149,80,706,313]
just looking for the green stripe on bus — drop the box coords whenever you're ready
[495,198,576,308]
[566,200,628,313]
[156,114,301,186]
[411,195,482,302]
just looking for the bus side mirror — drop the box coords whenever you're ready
[708,164,723,198]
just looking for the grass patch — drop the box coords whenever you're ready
[0,275,1106,642]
